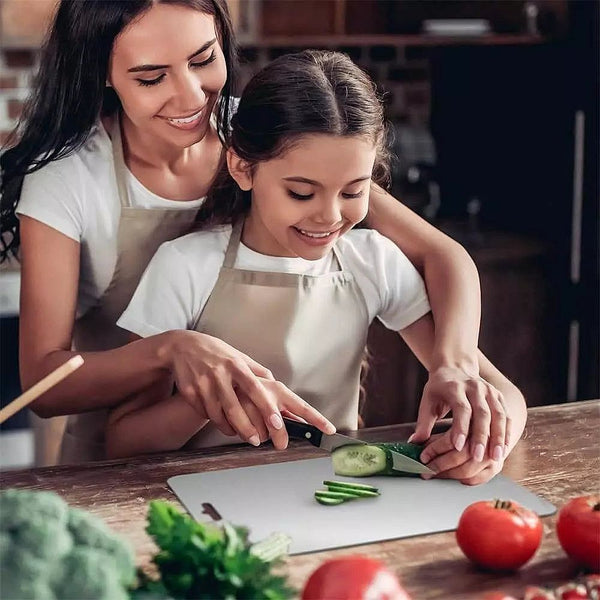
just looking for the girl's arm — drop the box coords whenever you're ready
[19,217,334,449]
[367,184,502,458]
[105,378,210,459]
[398,312,527,485]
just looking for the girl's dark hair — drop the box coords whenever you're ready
[199,50,389,226]
[0,0,237,261]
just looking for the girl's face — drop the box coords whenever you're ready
[232,134,376,261]
[108,3,227,147]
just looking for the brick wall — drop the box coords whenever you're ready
[0,49,38,146]
[0,43,432,150]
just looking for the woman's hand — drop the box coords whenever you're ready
[165,330,336,449]
[409,366,510,463]
[419,432,505,486]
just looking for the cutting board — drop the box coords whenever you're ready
[168,457,556,555]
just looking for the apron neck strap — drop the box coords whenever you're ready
[110,113,131,209]
[224,220,244,268]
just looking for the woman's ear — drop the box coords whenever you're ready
[226,149,253,191]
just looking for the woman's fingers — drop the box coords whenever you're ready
[239,394,270,443]
[464,379,492,462]
[487,388,507,462]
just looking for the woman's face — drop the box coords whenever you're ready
[108,3,227,147]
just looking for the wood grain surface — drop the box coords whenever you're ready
[2,400,599,598]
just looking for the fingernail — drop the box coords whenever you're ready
[474,443,485,462]
[454,434,466,452]
[249,435,260,447]
[504,444,509,458]
[407,433,415,443]
[492,444,504,462]
[421,473,433,480]
[325,423,336,435]
[270,413,283,430]
[420,453,430,464]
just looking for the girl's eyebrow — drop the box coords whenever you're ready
[127,38,217,73]
[283,176,371,186]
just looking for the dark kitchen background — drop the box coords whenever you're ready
[1,0,598,467]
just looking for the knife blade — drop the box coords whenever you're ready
[283,418,435,475]
[283,418,366,452]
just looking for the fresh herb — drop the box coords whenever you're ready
[133,500,295,600]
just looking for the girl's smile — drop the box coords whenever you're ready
[231,134,376,260]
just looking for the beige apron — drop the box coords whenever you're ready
[58,116,200,464]
[185,220,370,449]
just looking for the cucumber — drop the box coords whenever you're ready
[314,490,359,501]
[324,483,380,498]
[315,495,345,506]
[331,442,424,477]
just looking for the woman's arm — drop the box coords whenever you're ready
[398,312,526,484]
[20,217,335,450]
[367,185,503,457]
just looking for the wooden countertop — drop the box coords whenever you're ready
[2,400,599,598]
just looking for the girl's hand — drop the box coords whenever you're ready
[420,432,504,486]
[165,330,335,449]
[409,366,510,463]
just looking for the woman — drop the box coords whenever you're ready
[0,0,509,465]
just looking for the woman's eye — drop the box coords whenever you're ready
[342,190,364,199]
[137,74,166,87]
[191,50,217,69]
[288,190,314,201]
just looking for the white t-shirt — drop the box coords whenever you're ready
[16,122,205,318]
[118,226,431,337]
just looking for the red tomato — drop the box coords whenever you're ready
[524,586,556,600]
[456,499,543,571]
[556,495,600,571]
[301,555,411,600]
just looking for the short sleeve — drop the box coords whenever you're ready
[376,234,431,330]
[117,243,196,338]
[17,166,85,242]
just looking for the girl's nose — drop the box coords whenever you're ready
[313,196,342,225]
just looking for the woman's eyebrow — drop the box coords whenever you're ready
[127,38,217,73]
[283,176,371,186]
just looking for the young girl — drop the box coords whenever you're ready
[113,51,526,485]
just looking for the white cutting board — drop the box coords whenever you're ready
[168,457,555,555]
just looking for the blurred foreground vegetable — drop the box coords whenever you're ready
[301,555,411,600]
[134,500,294,600]
[0,488,135,600]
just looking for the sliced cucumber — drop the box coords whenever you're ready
[324,484,380,498]
[314,490,359,501]
[323,480,379,493]
[332,442,424,477]
[315,495,345,506]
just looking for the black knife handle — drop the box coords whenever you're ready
[283,417,323,448]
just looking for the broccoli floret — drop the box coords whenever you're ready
[0,489,135,600]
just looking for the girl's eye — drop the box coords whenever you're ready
[137,74,166,87]
[342,191,364,199]
[191,50,217,69]
[288,190,314,201]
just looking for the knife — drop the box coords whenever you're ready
[283,418,435,475]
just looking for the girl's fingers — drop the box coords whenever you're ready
[419,432,454,464]
[409,396,441,444]
[239,395,270,443]
[486,388,507,462]
[464,379,492,462]
[276,382,336,435]
[445,393,471,453]
[422,446,470,477]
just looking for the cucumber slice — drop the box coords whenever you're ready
[325,484,380,498]
[331,444,388,477]
[332,442,425,477]
[315,495,345,506]
[323,480,379,493]
[314,490,359,501]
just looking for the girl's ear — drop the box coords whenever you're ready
[226,148,253,191]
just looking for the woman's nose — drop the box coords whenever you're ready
[174,72,206,110]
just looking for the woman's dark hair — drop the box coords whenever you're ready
[199,50,389,227]
[0,0,237,261]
